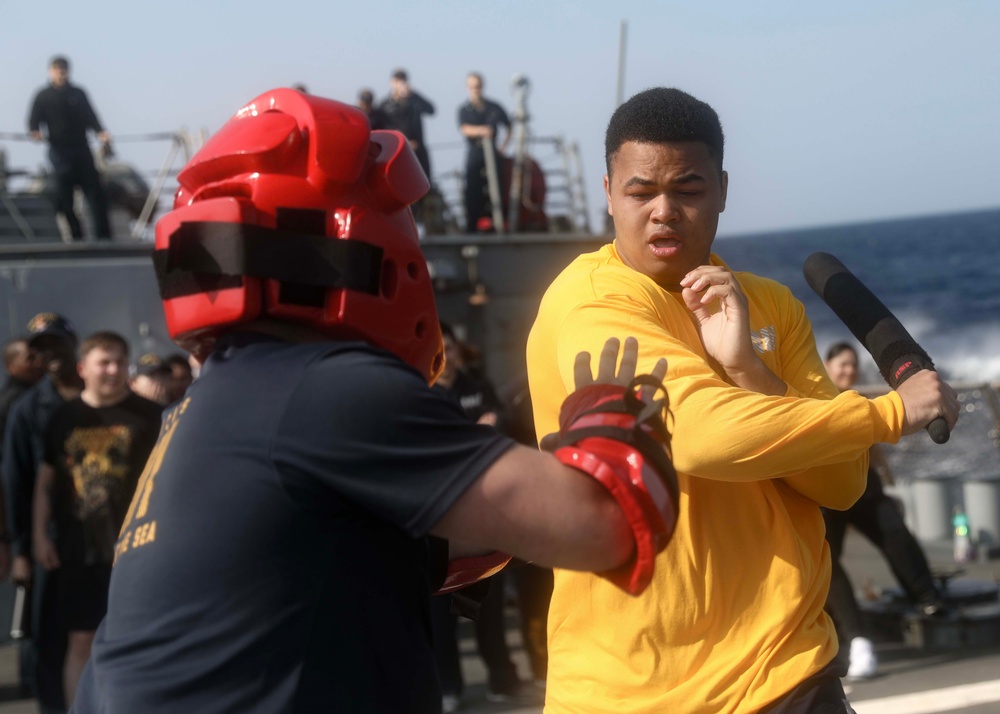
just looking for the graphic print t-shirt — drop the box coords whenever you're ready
[43,393,163,565]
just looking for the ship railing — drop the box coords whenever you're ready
[0,128,206,242]
[426,134,591,236]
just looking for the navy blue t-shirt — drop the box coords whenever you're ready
[73,335,514,713]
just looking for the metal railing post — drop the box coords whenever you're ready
[481,138,505,234]
[130,135,181,240]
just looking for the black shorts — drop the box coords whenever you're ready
[55,563,112,632]
[762,661,856,714]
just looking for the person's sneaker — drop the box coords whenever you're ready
[846,636,878,680]
[920,599,948,617]
[441,693,461,713]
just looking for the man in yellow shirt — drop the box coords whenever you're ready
[526,88,959,713]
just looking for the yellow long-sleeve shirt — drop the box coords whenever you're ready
[526,244,906,713]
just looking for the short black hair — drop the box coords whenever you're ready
[50,56,69,71]
[133,352,164,377]
[3,338,29,368]
[391,68,408,82]
[605,88,725,177]
[163,353,193,375]
[825,342,858,361]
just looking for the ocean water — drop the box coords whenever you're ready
[715,207,1000,385]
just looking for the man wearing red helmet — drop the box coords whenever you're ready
[71,89,679,713]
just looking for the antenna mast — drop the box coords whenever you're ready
[616,20,628,107]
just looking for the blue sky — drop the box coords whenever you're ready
[2,0,998,236]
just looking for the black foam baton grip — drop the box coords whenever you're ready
[803,252,950,444]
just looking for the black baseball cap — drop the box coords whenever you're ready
[26,312,77,347]
[132,352,166,377]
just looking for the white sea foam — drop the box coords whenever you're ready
[891,309,938,342]
[917,324,1000,383]
[935,349,1000,384]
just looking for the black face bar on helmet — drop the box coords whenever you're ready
[153,208,384,302]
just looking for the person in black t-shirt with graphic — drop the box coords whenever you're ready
[33,332,161,708]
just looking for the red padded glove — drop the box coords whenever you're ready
[550,377,678,595]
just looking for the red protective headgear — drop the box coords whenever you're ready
[153,89,443,383]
